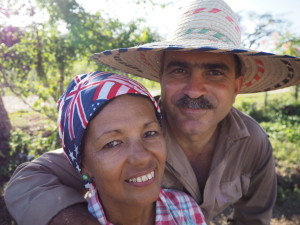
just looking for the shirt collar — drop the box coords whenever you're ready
[163,107,250,201]
[219,107,250,142]
[164,107,250,158]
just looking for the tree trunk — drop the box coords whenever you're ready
[264,92,268,107]
[0,95,11,153]
[59,64,65,97]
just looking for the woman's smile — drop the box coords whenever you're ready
[127,170,155,186]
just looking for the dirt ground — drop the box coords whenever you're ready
[1,96,300,224]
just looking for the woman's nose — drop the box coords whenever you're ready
[127,141,151,165]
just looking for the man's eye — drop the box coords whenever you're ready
[144,131,157,138]
[207,70,224,76]
[165,68,189,79]
[171,68,186,74]
[103,140,121,149]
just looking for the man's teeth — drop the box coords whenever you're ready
[128,171,155,183]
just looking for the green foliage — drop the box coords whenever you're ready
[128,75,161,93]
[0,0,162,184]
[235,90,300,166]
[0,105,59,178]
[275,32,300,57]
[0,0,161,124]
[0,120,59,178]
[235,90,300,204]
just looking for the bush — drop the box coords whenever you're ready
[0,122,60,179]
[235,92,300,166]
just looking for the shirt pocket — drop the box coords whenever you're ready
[216,175,250,211]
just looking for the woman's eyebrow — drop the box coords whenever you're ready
[95,129,121,141]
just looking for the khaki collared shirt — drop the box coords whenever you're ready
[4,108,276,225]
[162,108,277,224]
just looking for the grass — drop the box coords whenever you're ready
[234,87,300,166]
[9,110,51,130]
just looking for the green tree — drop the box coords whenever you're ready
[0,0,31,155]
[1,0,160,119]
[0,0,161,197]
[0,0,161,169]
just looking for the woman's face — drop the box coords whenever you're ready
[82,95,166,209]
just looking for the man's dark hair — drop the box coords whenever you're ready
[234,54,242,78]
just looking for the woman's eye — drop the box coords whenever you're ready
[144,131,157,138]
[103,140,121,149]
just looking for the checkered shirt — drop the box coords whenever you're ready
[88,183,207,224]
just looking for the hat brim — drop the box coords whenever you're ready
[91,41,300,93]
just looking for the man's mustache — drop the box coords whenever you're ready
[175,95,215,109]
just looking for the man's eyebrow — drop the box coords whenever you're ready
[201,62,230,71]
[165,61,190,70]
[165,61,231,71]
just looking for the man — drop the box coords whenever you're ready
[5,0,300,224]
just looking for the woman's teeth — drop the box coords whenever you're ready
[128,171,154,183]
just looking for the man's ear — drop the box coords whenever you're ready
[235,76,244,95]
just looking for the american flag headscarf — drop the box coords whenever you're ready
[57,71,161,187]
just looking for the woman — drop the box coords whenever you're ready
[58,71,206,225]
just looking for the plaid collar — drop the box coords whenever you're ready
[87,183,207,225]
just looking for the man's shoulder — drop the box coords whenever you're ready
[28,148,74,174]
[228,108,273,161]
[33,148,66,163]
[231,107,268,137]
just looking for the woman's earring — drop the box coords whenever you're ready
[82,173,90,181]
[82,173,95,196]
[82,173,94,190]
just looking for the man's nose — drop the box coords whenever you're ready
[183,72,208,99]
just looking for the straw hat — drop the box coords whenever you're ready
[91,0,300,93]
